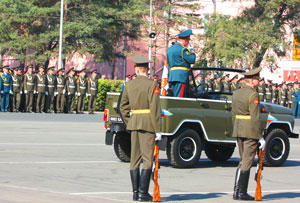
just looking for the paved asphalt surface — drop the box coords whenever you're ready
[0,112,299,202]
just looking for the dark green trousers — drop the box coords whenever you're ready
[56,93,65,113]
[36,93,45,113]
[77,95,85,113]
[130,130,155,170]
[67,94,75,112]
[88,95,97,113]
[13,92,21,111]
[26,92,34,112]
[237,138,258,171]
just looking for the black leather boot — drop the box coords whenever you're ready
[237,170,254,201]
[138,169,152,202]
[130,168,140,201]
[233,168,240,200]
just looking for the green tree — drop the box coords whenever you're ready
[199,0,300,69]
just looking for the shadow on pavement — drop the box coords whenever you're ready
[162,193,226,201]
[263,192,300,201]
[281,160,300,167]
[159,158,239,168]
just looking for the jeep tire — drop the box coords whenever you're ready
[167,128,201,168]
[263,128,290,167]
[205,144,235,162]
[114,132,131,162]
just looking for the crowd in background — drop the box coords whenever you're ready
[0,65,99,114]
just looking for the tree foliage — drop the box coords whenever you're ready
[199,0,300,69]
[0,0,147,78]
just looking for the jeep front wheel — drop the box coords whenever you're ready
[205,144,235,162]
[114,133,131,162]
[167,128,201,168]
[263,128,290,167]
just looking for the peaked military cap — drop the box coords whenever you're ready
[90,69,97,74]
[125,74,131,78]
[3,65,9,69]
[26,64,34,69]
[132,55,151,68]
[66,67,75,75]
[47,66,55,71]
[78,68,86,73]
[153,74,159,79]
[177,29,192,39]
[242,67,262,79]
[57,68,64,72]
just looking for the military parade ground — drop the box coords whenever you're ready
[0,112,299,203]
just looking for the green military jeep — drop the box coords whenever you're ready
[104,67,299,168]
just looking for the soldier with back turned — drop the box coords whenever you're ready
[120,55,162,202]
[231,67,265,201]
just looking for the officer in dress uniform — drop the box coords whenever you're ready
[11,67,24,112]
[87,69,99,114]
[66,67,77,113]
[35,65,47,113]
[287,83,293,109]
[280,83,288,107]
[120,55,162,202]
[168,29,196,97]
[214,75,223,92]
[24,65,36,113]
[265,79,273,103]
[232,67,265,201]
[205,72,214,92]
[230,75,239,92]
[292,83,299,118]
[55,68,66,113]
[45,67,56,113]
[223,74,231,93]
[272,84,278,104]
[0,65,13,112]
[258,78,266,102]
[76,68,87,114]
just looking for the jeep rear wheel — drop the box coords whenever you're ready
[263,128,290,167]
[167,128,201,168]
[114,133,131,162]
[205,144,235,162]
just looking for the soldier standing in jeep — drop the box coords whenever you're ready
[167,29,196,97]
[232,67,266,201]
[120,55,162,202]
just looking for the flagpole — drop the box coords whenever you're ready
[58,0,64,70]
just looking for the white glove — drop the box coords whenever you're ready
[155,133,162,141]
[77,92,81,97]
[24,90,28,94]
[45,91,48,96]
[20,91,23,94]
[68,92,71,95]
[54,92,58,96]
[86,94,89,97]
[9,90,13,95]
[34,90,37,94]
[258,138,265,150]
[0,91,3,94]
[63,89,65,94]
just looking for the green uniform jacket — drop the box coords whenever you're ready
[231,82,239,92]
[223,81,231,93]
[214,81,223,92]
[35,73,47,93]
[77,76,87,94]
[232,85,261,139]
[56,75,66,94]
[120,75,161,133]
[88,78,98,96]
[24,73,35,92]
[11,74,23,93]
[258,84,266,101]
[265,85,272,101]
[47,74,56,95]
[205,79,213,92]
[66,76,76,95]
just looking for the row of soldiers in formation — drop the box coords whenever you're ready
[0,65,99,114]
[191,72,297,108]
